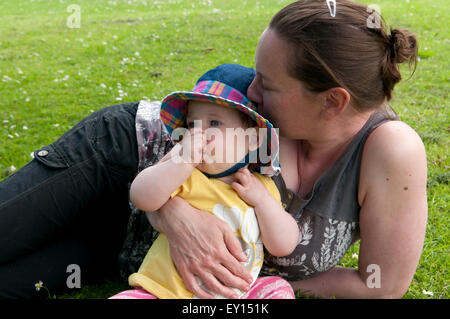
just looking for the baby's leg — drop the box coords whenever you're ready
[242,276,295,299]
[109,288,158,299]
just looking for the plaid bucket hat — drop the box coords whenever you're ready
[160,63,280,176]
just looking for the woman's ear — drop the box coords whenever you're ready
[320,87,351,120]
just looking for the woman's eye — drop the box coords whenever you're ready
[260,80,265,89]
[261,78,275,92]
[210,120,221,127]
[261,81,270,91]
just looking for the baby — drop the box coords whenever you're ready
[112,64,299,299]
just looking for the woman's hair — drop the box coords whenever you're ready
[269,0,418,110]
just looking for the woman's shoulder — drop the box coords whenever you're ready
[364,119,425,160]
[358,119,427,204]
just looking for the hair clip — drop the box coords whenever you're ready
[327,0,336,17]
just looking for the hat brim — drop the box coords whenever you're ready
[160,91,274,131]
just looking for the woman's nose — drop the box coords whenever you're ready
[247,78,262,104]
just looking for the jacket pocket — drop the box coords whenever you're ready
[33,145,69,169]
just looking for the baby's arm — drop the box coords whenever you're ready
[231,168,299,257]
[130,128,205,212]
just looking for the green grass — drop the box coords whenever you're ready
[0,0,448,299]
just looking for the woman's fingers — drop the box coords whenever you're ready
[176,263,215,299]
[223,227,246,263]
[222,230,254,282]
[213,260,252,293]
[174,248,247,299]
[196,271,241,299]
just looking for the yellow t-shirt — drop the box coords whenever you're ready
[128,168,282,299]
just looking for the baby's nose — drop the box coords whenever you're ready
[189,119,203,130]
[190,126,204,135]
[206,133,215,144]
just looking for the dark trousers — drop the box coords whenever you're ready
[0,102,140,298]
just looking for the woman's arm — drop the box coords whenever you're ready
[291,121,428,298]
[232,168,300,257]
[147,196,254,299]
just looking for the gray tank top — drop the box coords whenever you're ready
[260,108,399,281]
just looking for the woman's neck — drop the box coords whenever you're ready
[300,109,373,164]
[294,110,374,196]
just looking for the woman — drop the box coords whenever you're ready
[140,1,427,299]
[0,0,427,299]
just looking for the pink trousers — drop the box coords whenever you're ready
[109,276,295,299]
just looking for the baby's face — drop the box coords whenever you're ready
[186,100,257,175]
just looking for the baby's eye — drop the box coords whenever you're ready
[187,121,201,128]
[210,120,221,127]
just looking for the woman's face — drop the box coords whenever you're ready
[247,28,321,139]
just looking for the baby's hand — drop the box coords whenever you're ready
[231,167,269,207]
[172,128,206,166]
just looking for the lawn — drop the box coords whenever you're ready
[0,0,448,299]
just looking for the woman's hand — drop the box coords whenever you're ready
[147,196,254,298]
